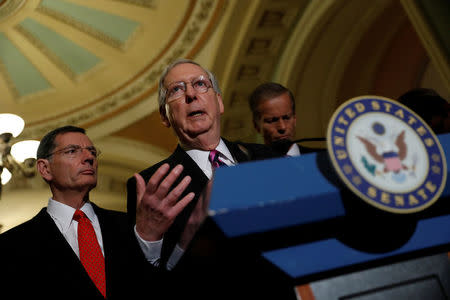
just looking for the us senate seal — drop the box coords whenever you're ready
[327,95,447,213]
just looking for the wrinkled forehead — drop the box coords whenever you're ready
[164,63,208,86]
[259,97,294,115]
[54,132,93,148]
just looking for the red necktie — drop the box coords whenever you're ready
[209,149,227,169]
[73,210,106,298]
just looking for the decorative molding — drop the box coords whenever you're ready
[0,32,53,101]
[111,0,156,9]
[0,0,25,22]
[36,2,139,51]
[219,0,309,141]
[0,51,20,99]
[21,0,225,140]
[15,21,95,81]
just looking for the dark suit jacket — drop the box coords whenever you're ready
[127,138,297,300]
[0,203,163,299]
[127,138,275,262]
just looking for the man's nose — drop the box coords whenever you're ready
[277,120,287,132]
[184,83,198,102]
[81,149,95,164]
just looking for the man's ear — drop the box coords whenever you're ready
[160,106,171,128]
[37,159,52,182]
[217,94,224,115]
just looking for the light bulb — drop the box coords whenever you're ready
[0,114,25,137]
[11,140,40,162]
[1,168,12,185]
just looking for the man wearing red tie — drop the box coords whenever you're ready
[127,59,296,300]
[0,126,168,299]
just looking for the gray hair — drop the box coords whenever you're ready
[157,58,222,109]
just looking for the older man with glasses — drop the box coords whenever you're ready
[0,125,170,299]
[127,59,297,300]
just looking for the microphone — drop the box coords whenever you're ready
[292,137,326,143]
[270,137,327,156]
[270,139,294,156]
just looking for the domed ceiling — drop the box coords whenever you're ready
[0,0,224,139]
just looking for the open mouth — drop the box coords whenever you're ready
[188,110,204,117]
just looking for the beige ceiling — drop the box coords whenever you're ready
[1,0,449,232]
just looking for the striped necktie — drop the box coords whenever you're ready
[209,149,227,169]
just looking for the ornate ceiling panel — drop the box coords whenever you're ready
[0,0,225,139]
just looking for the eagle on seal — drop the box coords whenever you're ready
[357,130,408,174]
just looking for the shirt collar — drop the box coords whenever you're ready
[286,143,301,156]
[215,139,234,164]
[185,138,235,167]
[184,138,236,179]
[47,199,95,233]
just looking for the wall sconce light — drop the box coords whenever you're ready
[0,113,40,195]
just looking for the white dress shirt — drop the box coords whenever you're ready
[185,138,236,179]
[47,199,104,258]
[136,138,235,269]
[286,143,301,157]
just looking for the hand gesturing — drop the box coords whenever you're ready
[135,163,195,241]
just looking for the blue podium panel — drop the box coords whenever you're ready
[209,133,450,283]
[210,133,450,239]
[263,214,450,279]
[209,152,346,237]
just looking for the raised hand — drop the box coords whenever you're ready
[135,163,195,241]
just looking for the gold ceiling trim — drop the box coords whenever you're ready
[23,0,226,139]
[85,0,227,128]
[36,3,138,51]
[0,54,20,99]
[0,0,25,22]
[111,0,156,9]
[15,23,79,81]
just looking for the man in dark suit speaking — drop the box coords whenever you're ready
[0,126,164,299]
[127,59,296,300]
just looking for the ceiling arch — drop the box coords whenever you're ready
[215,0,445,147]
[0,0,226,140]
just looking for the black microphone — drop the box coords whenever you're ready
[270,137,327,156]
[270,139,294,156]
[292,137,326,144]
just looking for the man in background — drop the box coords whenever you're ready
[249,82,323,156]
[398,87,450,134]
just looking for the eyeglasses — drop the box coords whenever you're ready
[44,145,101,159]
[164,75,212,103]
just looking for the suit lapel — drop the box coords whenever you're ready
[35,209,101,296]
[223,138,250,163]
[160,145,208,265]
[171,144,209,186]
